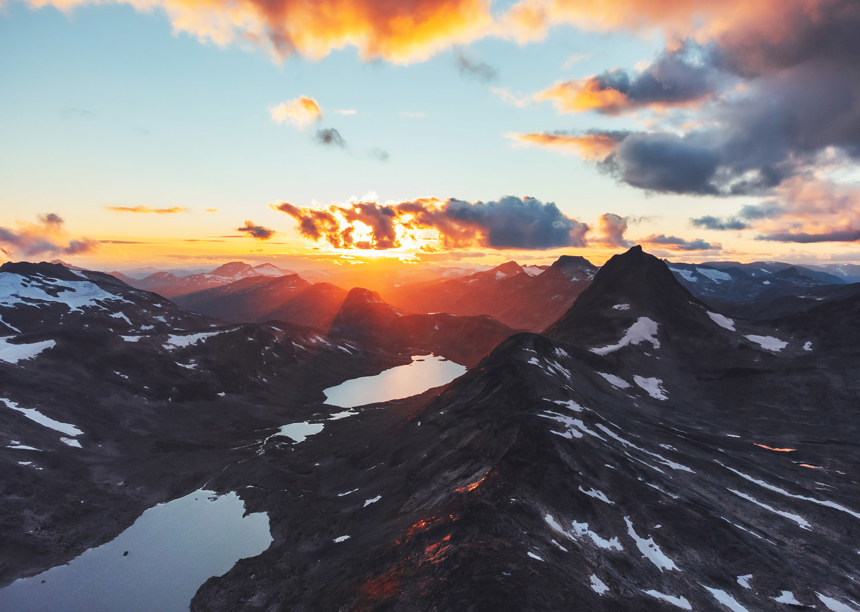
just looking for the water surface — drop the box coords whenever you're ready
[323,354,466,408]
[0,489,271,612]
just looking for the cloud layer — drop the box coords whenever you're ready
[274,195,589,250]
[0,214,97,258]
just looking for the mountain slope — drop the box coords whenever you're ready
[190,246,859,610]
[383,256,597,331]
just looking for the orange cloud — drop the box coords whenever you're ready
[536,77,632,115]
[105,206,189,214]
[269,96,323,128]
[26,0,494,64]
[502,0,823,47]
[274,195,589,251]
[507,131,624,160]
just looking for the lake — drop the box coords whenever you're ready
[0,489,271,611]
[323,354,467,408]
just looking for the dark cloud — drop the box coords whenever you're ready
[274,195,588,250]
[757,229,860,243]
[538,44,720,115]
[369,148,390,162]
[536,0,860,198]
[642,234,721,251]
[599,131,722,195]
[236,220,275,240]
[691,215,749,230]
[0,213,97,258]
[456,52,497,82]
[314,128,346,147]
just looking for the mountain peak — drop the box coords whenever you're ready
[211,262,255,277]
[545,246,711,347]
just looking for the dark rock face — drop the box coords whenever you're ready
[2,250,859,612]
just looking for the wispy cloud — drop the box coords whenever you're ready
[455,52,497,82]
[507,130,628,160]
[490,87,532,108]
[335,109,357,116]
[105,206,190,214]
[314,128,347,147]
[270,96,323,129]
[641,234,722,251]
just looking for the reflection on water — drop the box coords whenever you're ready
[0,490,271,612]
[323,354,467,408]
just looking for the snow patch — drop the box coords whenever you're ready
[816,593,860,611]
[633,375,668,400]
[0,337,56,364]
[643,590,691,610]
[164,330,226,349]
[737,574,753,589]
[803,341,813,351]
[727,489,810,530]
[707,311,736,331]
[579,486,614,505]
[624,517,678,571]
[697,267,732,282]
[612,303,630,311]
[333,535,351,543]
[772,591,802,605]
[598,372,631,389]
[702,585,749,611]
[590,575,609,595]
[0,272,129,313]
[2,398,83,437]
[670,268,697,283]
[363,495,382,507]
[591,317,660,355]
[121,335,142,343]
[526,552,543,561]
[745,335,787,352]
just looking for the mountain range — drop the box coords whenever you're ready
[1,248,858,611]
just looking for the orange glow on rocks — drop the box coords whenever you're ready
[754,443,797,452]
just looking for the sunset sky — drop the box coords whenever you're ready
[1,0,859,273]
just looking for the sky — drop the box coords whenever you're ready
[1,0,859,275]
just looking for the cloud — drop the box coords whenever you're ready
[490,87,532,108]
[369,148,390,162]
[400,111,427,118]
[641,234,722,251]
[274,195,589,250]
[0,213,97,258]
[270,96,323,129]
[105,206,189,214]
[757,229,860,243]
[536,45,720,115]
[236,220,275,240]
[521,0,860,201]
[335,109,357,115]
[314,128,347,147]
[508,130,627,160]
[455,52,497,82]
[595,213,633,247]
[692,215,749,230]
[25,0,495,64]
[695,176,860,243]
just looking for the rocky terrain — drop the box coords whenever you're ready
[1,249,858,611]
